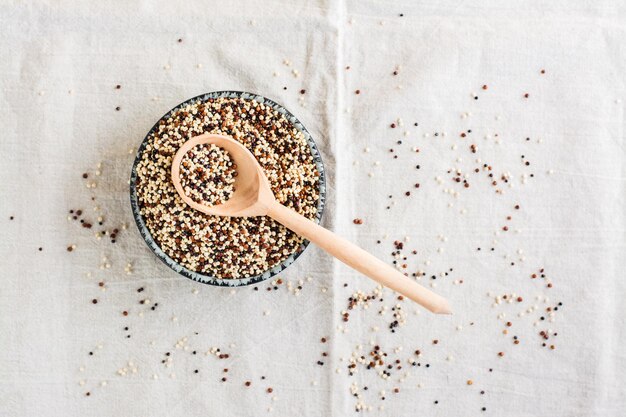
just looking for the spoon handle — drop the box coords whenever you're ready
[267,201,452,314]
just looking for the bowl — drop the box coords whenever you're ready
[129,91,326,287]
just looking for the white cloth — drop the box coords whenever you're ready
[1,1,625,416]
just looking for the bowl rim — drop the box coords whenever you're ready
[129,91,327,287]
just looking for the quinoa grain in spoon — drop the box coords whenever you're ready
[179,143,237,206]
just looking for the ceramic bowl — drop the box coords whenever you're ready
[129,91,326,287]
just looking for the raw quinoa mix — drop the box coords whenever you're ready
[179,143,237,207]
[135,97,320,278]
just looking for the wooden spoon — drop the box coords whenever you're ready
[171,133,452,314]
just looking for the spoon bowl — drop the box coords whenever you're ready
[171,134,275,217]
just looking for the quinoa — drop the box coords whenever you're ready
[134,96,321,279]
[179,143,236,206]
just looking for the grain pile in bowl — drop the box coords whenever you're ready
[135,96,321,279]
[179,143,237,207]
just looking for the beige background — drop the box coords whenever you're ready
[1,1,625,416]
